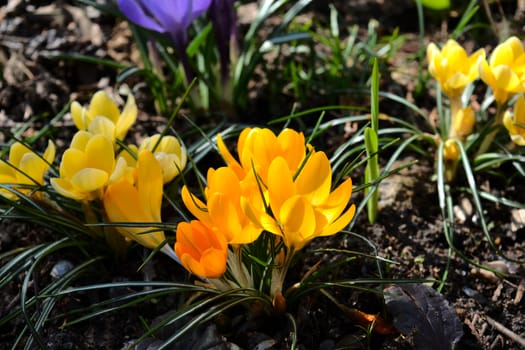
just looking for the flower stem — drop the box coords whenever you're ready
[476,103,505,157]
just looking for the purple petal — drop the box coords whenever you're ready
[187,0,213,24]
[144,1,185,31]
[117,0,165,33]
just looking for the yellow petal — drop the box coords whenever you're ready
[491,41,514,67]
[18,152,46,185]
[87,91,120,123]
[118,145,138,167]
[426,42,440,64]
[9,142,29,167]
[208,166,241,197]
[85,135,115,173]
[44,140,56,165]
[70,131,92,151]
[515,94,525,124]
[181,186,211,224]
[71,168,109,192]
[503,110,517,134]
[505,36,524,60]
[109,157,131,184]
[492,65,521,91]
[295,151,331,205]
[277,128,306,170]
[217,133,244,178]
[137,150,163,222]
[88,116,116,140]
[153,153,181,183]
[201,248,228,277]
[317,177,354,221]
[50,178,87,200]
[319,204,356,237]
[0,161,15,179]
[267,157,295,216]
[115,94,137,140]
[59,148,87,179]
[104,179,142,224]
[104,177,166,249]
[208,193,242,243]
[279,196,316,250]
[71,101,87,131]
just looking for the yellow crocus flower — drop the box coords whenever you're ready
[103,150,178,260]
[0,140,55,199]
[71,90,137,141]
[139,134,187,183]
[50,131,116,201]
[175,220,228,278]
[503,94,525,145]
[427,39,485,98]
[479,36,525,105]
[244,151,355,251]
[217,127,307,183]
[181,166,263,244]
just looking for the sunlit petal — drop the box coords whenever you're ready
[71,168,109,192]
[87,91,120,123]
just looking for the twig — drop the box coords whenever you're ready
[485,315,525,348]
[513,279,525,304]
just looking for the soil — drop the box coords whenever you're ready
[1,1,525,350]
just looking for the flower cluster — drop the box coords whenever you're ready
[0,141,55,200]
[175,128,355,300]
[0,90,187,260]
[427,37,525,180]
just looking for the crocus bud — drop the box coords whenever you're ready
[454,107,475,138]
[443,139,459,161]
[175,220,228,278]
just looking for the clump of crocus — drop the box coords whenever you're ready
[104,150,179,261]
[427,39,484,137]
[117,0,212,82]
[176,127,355,304]
[0,141,55,200]
[427,39,484,180]
[71,90,137,142]
[503,94,525,145]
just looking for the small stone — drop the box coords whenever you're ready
[510,209,525,232]
[50,260,74,279]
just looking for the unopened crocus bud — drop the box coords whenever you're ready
[175,220,228,278]
[209,0,237,84]
[454,107,475,139]
[443,139,460,161]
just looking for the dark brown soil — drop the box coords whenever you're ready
[1,1,524,349]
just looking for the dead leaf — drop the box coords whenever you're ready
[384,283,463,350]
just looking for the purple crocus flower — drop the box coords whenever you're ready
[117,0,212,81]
